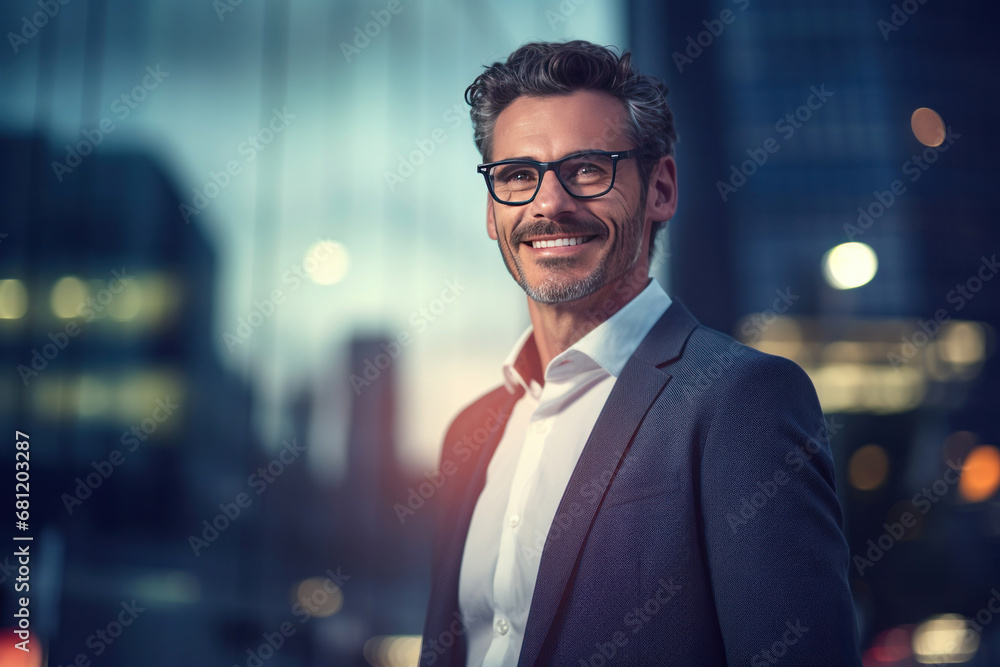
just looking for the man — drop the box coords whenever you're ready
[420,41,861,666]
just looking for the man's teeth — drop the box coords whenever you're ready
[530,236,589,249]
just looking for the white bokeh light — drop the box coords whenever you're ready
[823,242,878,290]
[303,240,350,285]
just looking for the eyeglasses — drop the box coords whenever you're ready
[477,149,641,205]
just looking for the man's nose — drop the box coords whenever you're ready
[526,169,580,218]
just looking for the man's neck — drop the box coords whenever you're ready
[526,272,652,372]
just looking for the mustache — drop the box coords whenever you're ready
[510,219,607,245]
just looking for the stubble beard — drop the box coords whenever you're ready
[517,257,608,304]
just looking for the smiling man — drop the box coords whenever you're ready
[419,41,862,667]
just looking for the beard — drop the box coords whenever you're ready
[518,253,609,304]
[498,193,647,305]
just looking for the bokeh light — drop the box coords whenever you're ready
[958,445,1000,503]
[849,444,890,491]
[76,375,112,417]
[937,322,985,365]
[911,107,946,147]
[865,625,913,664]
[50,276,88,318]
[823,242,878,290]
[363,635,422,667]
[911,614,978,664]
[294,577,344,618]
[0,279,28,319]
[0,631,42,667]
[304,240,350,285]
[108,281,143,321]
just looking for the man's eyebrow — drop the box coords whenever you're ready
[492,155,537,162]
[491,149,605,163]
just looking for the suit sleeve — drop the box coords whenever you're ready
[699,353,863,666]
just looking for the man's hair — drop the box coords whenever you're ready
[465,40,677,263]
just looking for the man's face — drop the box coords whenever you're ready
[486,90,652,305]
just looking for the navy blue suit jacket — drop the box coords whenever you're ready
[419,298,862,666]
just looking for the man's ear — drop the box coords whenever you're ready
[487,193,499,240]
[645,155,678,223]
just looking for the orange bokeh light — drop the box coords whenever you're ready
[911,107,946,147]
[0,630,42,667]
[958,445,1000,502]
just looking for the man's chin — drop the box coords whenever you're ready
[519,271,606,305]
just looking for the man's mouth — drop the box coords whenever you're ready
[523,235,597,249]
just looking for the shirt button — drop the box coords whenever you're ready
[533,421,548,434]
[509,514,520,528]
[495,618,509,636]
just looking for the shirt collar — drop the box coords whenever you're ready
[502,279,673,395]
[502,326,543,396]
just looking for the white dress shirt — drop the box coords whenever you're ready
[457,279,672,667]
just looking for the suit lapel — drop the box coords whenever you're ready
[517,299,699,666]
[426,385,523,666]
[442,387,523,566]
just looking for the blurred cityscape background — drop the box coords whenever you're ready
[0,0,998,665]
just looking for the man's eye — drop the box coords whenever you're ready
[566,161,608,181]
[497,167,536,184]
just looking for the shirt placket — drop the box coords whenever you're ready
[484,396,551,665]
